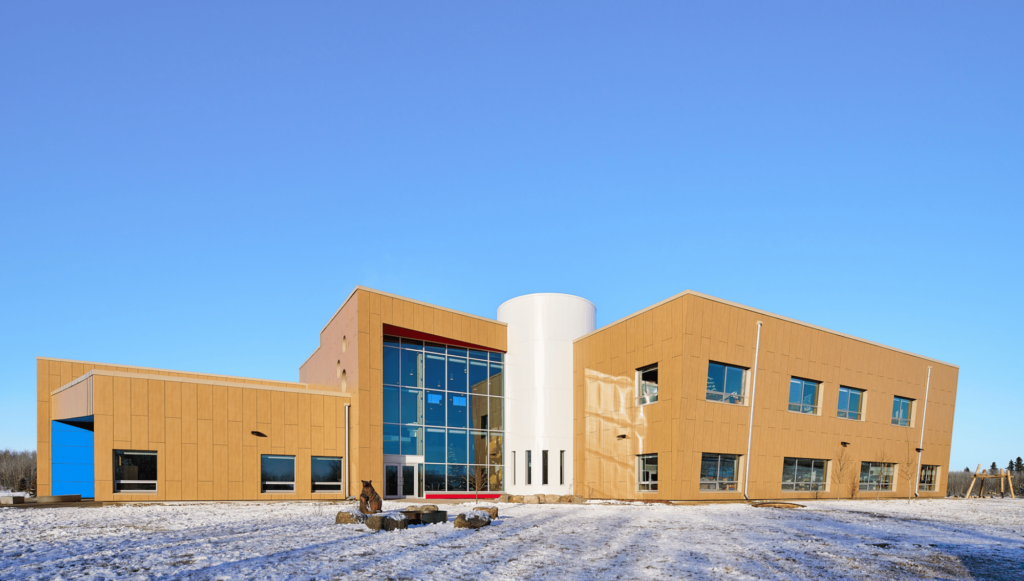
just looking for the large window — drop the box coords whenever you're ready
[706,362,746,405]
[638,454,658,491]
[311,456,342,493]
[114,450,157,493]
[637,364,658,405]
[859,461,895,491]
[781,457,828,491]
[891,396,913,427]
[385,336,505,492]
[919,465,939,492]
[699,453,739,491]
[788,378,820,415]
[261,455,295,493]
[837,386,864,420]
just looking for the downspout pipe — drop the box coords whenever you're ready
[914,367,931,497]
[743,321,763,500]
[345,403,351,499]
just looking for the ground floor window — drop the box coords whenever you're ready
[421,429,503,493]
[114,450,157,492]
[781,457,828,491]
[918,465,939,492]
[638,454,658,491]
[700,453,739,491]
[527,450,532,485]
[261,455,295,493]
[542,450,549,485]
[311,456,342,493]
[560,450,565,485]
[859,461,895,491]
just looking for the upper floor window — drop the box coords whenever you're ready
[918,465,939,492]
[637,454,658,491]
[699,453,739,491]
[892,396,913,427]
[788,378,820,415]
[637,364,658,405]
[706,362,745,405]
[837,386,864,420]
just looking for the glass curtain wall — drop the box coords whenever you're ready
[383,336,504,493]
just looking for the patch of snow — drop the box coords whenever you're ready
[1,499,1022,580]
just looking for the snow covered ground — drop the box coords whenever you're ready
[1,498,1022,580]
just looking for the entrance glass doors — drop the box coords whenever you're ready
[384,463,417,498]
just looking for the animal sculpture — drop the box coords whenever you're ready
[359,480,383,515]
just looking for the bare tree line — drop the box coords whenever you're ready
[0,449,36,494]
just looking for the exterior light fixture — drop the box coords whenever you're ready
[251,431,267,438]
[840,441,850,447]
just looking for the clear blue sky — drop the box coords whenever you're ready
[1,2,1021,473]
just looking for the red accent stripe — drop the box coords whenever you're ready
[383,324,505,353]
[425,493,502,499]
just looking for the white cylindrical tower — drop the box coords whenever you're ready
[498,293,596,495]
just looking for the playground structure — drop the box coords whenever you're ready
[963,464,1016,499]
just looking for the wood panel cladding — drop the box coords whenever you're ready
[573,292,958,501]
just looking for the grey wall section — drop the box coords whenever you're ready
[51,416,94,498]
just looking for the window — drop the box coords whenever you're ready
[837,386,864,420]
[699,453,739,491]
[311,456,343,493]
[114,450,157,492]
[261,455,295,493]
[706,362,746,405]
[919,465,939,492]
[788,378,820,414]
[891,397,913,427]
[781,457,828,491]
[638,454,658,491]
[560,450,565,485]
[859,461,895,491]
[542,450,549,485]
[526,451,532,485]
[385,336,505,492]
[513,451,516,485]
[637,364,658,405]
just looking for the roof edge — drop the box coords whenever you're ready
[38,356,304,386]
[572,290,959,369]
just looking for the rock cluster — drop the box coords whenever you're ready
[472,506,499,519]
[335,508,368,525]
[453,511,492,529]
[365,512,409,532]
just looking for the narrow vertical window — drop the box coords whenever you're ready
[526,450,533,485]
[513,451,516,485]
[637,364,658,405]
[542,450,549,485]
[637,454,658,491]
[560,450,565,485]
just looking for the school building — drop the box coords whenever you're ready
[37,287,958,502]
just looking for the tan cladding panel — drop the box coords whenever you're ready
[84,371,353,502]
[574,293,959,501]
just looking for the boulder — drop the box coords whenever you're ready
[404,504,439,513]
[365,512,409,532]
[508,495,524,503]
[453,511,491,529]
[558,495,573,504]
[543,494,562,504]
[522,494,540,504]
[497,493,511,503]
[569,494,585,504]
[335,509,368,525]
[473,506,498,519]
